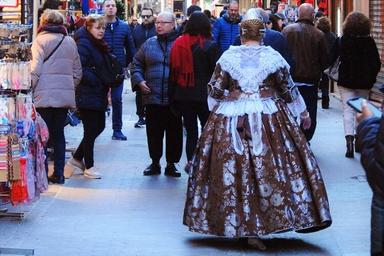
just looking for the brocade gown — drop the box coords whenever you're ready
[183,45,332,237]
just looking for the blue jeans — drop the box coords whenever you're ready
[111,82,124,131]
[36,108,67,177]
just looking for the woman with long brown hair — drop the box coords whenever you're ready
[331,12,381,158]
[170,11,220,173]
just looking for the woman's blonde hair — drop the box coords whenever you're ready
[240,19,265,42]
[85,14,106,31]
[40,9,65,26]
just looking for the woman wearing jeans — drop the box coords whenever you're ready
[68,15,111,179]
[31,9,82,184]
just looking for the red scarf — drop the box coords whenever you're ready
[170,34,207,88]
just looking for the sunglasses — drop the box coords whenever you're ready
[141,15,152,19]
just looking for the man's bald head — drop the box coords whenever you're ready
[298,3,315,21]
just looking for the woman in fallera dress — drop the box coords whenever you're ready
[183,8,332,249]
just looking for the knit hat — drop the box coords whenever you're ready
[187,5,201,17]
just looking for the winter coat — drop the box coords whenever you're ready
[130,31,178,106]
[332,35,381,90]
[212,13,241,54]
[233,29,294,68]
[357,114,384,197]
[282,19,329,84]
[132,23,156,51]
[104,18,136,67]
[31,32,82,108]
[171,40,220,102]
[74,27,109,111]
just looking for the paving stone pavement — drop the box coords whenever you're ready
[0,81,372,256]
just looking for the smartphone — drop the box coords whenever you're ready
[347,97,382,118]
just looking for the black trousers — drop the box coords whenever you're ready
[135,90,145,119]
[298,85,318,142]
[177,101,210,161]
[319,73,330,99]
[36,107,67,177]
[73,109,105,169]
[145,105,183,164]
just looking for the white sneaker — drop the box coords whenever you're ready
[68,157,85,171]
[84,167,102,179]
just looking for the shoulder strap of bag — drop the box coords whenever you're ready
[44,35,65,63]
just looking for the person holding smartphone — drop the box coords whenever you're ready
[356,99,384,255]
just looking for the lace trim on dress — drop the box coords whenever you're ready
[217,45,290,94]
[214,96,306,156]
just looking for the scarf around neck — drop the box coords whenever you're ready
[170,34,208,88]
[37,23,68,35]
[86,29,110,54]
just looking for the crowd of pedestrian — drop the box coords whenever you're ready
[30,0,383,254]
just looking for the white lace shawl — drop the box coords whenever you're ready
[209,45,306,155]
[218,45,290,94]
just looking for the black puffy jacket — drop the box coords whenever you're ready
[356,113,384,196]
[74,27,109,111]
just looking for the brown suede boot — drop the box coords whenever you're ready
[345,135,354,158]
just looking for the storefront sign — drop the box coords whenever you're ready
[0,0,18,7]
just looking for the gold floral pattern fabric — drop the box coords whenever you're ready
[183,61,332,237]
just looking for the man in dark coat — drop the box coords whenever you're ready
[103,0,136,140]
[131,7,156,128]
[356,95,384,256]
[131,11,182,177]
[282,3,329,142]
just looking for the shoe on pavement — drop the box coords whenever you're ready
[143,163,161,176]
[84,167,102,179]
[184,161,192,174]
[112,130,127,140]
[134,118,146,128]
[164,163,181,177]
[68,157,85,171]
[48,175,65,184]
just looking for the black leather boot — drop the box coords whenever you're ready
[345,135,354,158]
[354,134,361,153]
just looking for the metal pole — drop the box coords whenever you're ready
[33,0,38,40]
[125,0,128,20]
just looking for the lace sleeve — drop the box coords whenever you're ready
[273,68,306,118]
[207,63,230,100]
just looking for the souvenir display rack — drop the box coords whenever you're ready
[0,23,48,220]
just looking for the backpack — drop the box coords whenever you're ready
[97,53,125,88]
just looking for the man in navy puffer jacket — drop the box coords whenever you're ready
[103,0,136,140]
[356,98,384,256]
[132,7,156,128]
[212,0,241,54]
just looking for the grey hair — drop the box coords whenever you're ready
[243,8,269,24]
[157,11,175,23]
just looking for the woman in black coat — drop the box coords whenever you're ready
[170,11,220,173]
[68,14,111,179]
[356,99,384,256]
[331,12,381,158]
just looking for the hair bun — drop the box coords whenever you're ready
[240,19,265,41]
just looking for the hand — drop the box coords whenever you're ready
[139,81,151,94]
[356,99,373,123]
[300,111,311,130]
